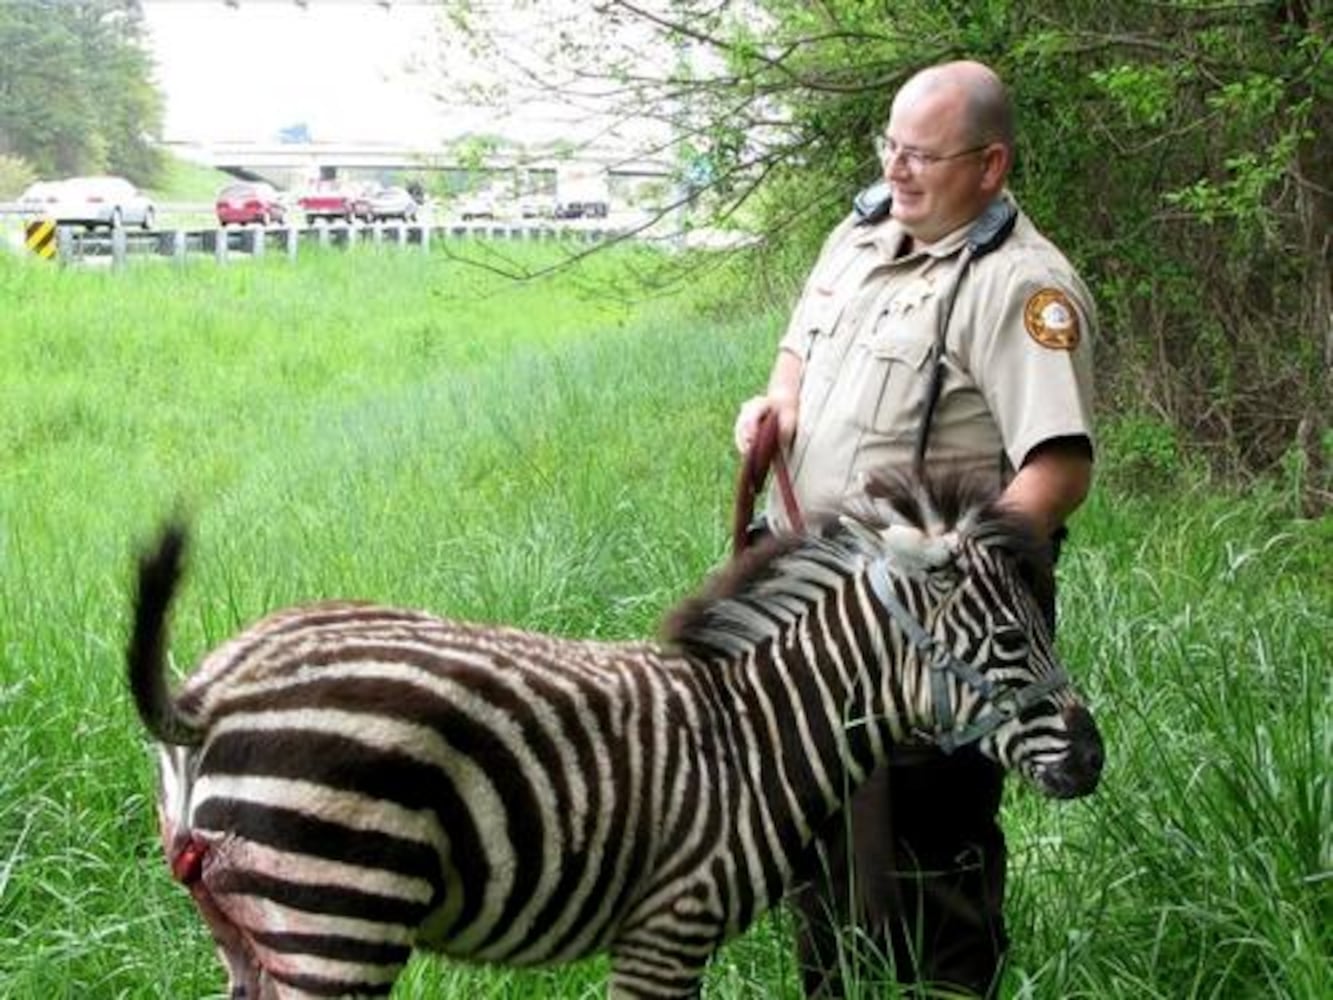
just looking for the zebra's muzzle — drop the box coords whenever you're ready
[1040,705,1103,799]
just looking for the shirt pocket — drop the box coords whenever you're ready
[800,295,846,353]
[860,326,936,435]
[797,295,849,397]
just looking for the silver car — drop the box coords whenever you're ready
[358,185,419,222]
[29,175,157,230]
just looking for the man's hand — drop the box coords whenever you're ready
[734,395,772,454]
[735,350,804,455]
[734,394,799,455]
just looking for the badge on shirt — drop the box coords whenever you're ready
[1023,289,1080,350]
[886,275,935,316]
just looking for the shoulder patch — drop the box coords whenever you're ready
[1023,289,1080,350]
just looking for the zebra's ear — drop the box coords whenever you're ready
[879,523,958,575]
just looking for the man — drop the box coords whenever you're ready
[733,61,1096,997]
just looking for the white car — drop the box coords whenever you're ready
[456,191,499,221]
[25,175,157,230]
[358,185,419,222]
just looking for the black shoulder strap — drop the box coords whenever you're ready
[853,179,893,224]
[965,196,1018,258]
[912,197,1018,478]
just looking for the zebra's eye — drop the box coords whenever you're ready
[991,624,1029,658]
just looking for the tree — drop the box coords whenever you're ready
[0,0,164,185]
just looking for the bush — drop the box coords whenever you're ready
[1098,413,1184,493]
[0,153,37,199]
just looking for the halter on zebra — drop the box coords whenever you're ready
[128,473,1102,999]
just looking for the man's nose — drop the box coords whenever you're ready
[884,151,912,180]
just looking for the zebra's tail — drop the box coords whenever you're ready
[127,520,203,746]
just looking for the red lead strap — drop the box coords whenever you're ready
[732,408,805,556]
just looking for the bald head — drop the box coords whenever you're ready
[894,60,1014,150]
[881,60,1014,242]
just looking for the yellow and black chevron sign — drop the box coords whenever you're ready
[25,219,57,260]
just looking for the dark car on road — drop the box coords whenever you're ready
[216,181,287,227]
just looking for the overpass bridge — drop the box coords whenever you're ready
[165,139,674,197]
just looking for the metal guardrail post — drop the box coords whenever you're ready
[111,226,128,269]
[57,225,74,264]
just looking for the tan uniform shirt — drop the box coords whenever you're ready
[771,195,1096,526]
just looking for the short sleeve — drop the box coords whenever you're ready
[970,266,1097,470]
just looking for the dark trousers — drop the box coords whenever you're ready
[790,748,1008,998]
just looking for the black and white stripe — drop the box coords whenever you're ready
[129,474,1101,998]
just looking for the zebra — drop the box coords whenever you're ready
[128,473,1103,999]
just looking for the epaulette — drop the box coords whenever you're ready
[852,180,893,224]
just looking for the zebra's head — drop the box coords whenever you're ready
[846,474,1104,799]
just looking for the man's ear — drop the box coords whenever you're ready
[979,144,1010,195]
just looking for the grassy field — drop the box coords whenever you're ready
[0,243,1327,999]
[147,155,239,203]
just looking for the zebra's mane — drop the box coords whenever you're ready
[661,470,1052,661]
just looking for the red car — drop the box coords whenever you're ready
[298,180,369,225]
[216,181,287,227]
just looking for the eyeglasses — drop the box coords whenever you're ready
[874,135,989,172]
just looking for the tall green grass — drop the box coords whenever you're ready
[0,245,1327,998]
[1005,486,1331,998]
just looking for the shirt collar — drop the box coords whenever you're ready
[854,216,973,260]
[853,192,1014,262]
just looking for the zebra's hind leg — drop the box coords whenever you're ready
[608,956,707,999]
[181,876,263,999]
[200,872,414,997]
[608,930,716,998]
